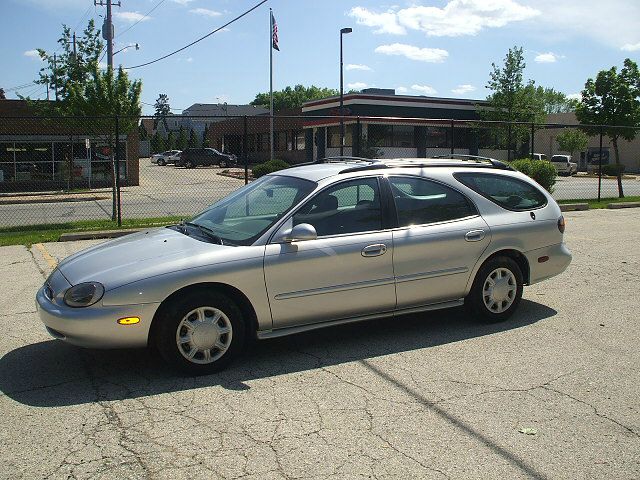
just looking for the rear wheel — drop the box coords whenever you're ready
[157,158,166,166]
[184,160,194,169]
[219,159,227,168]
[155,291,245,374]
[465,256,523,323]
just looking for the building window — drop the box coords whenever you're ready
[368,124,416,148]
[327,125,353,148]
[426,127,449,148]
[292,131,305,151]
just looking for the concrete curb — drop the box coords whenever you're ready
[0,196,108,205]
[607,202,640,209]
[560,203,589,212]
[59,229,142,242]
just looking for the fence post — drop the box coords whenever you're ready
[243,115,248,185]
[530,123,535,159]
[355,117,361,157]
[115,115,122,226]
[598,126,603,202]
[507,123,512,162]
[450,119,455,155]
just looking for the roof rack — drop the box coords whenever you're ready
[431,154,513,170]
[338,155,514,174]
[315,156,375,164]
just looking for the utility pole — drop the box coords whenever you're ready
[95,0,121,69]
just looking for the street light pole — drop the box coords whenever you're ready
[340,27,352,157]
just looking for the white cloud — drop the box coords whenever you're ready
[346,64,372,71]
[532,0,640,50]
[375,43,448,63]
[24,49,41,59]
[567,93,582,101]
[347,82,368,90]
[190,8,222,17]
[171,0,194,4]
[534,52,563,63]
[348,6,406,34]
[411,84,437,95]
[186,57,194,63]
[351,0,538,38]
[114,11,150,23]
[621,42,640,51]
[451,84,476,94]
[396,86,408,93]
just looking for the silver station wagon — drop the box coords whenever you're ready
[36,156,572,374]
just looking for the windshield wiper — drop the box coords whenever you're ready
[184,222,225,245]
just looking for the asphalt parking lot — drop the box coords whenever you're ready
[1,209,639,479]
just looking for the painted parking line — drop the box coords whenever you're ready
[33,243,58,269]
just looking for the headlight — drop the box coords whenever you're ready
[64,282,105,308]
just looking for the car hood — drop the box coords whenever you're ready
[57,227,232,290]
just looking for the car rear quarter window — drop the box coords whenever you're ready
[454,172,547,211]
[389,176,477,226]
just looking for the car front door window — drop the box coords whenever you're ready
[292,177,382,237]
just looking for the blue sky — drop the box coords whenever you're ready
[3,0,640,114]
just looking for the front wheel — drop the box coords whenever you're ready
[465,256,523,323]
[155,291,246,374]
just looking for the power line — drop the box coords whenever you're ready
[123,0,268,70]
[141,101,185,112]
[117,0,167,39]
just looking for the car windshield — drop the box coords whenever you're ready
[189,175,316,246]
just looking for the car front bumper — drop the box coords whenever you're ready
[525,242,572,285]
[36,286,160,349]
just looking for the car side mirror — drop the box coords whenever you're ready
[278,223,317,243]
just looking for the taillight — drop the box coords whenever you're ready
[558,216,566,233]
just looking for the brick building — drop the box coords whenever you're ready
[0,100,140,192]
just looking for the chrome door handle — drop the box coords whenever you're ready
[361,244,387,257]
[465,230,485,242]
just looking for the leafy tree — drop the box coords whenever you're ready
[188,128,200,148]
[481,46,547,159]
[154,94,171,120]
[556,129,589,158]
[251,85,339,111]
[33,20,103,104]
[176,126,188,150]
[576,58,640,197]
[202,124,210,148]
[138,122,148,140]
[151,131,165,153]
[0,88,5,100]
[166,131,176,150]
[535,87,578,114]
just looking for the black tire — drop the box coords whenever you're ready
[219,159,227,168]
[184,160,194,169]
[155,290,245,375]
[465,256,523,323]
[158,159,165,166]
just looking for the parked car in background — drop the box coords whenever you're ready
[36,155,571,374]
[550,155,578,176]
[165,151,182,165]
[532,153,548,161]
[177,148,237,169]
[151,150,181,166]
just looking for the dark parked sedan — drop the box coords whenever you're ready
[177,148,237,169]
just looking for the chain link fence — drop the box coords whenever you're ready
[0,114,638,228]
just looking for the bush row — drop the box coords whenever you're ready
[251,159,290,178]
[509,158,557,192]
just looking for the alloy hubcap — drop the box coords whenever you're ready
[482,268,517,314]
[176,307,232,364]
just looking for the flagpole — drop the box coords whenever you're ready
[269,8,274,162]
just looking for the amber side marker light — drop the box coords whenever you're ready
[558,216,566,233]
[117,317,140,325]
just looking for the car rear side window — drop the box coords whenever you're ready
[389,176,477,226]
[454,172,547,211]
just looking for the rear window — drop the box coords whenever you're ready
[454,172,547,211]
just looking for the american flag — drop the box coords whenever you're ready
[271,12,279,51]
